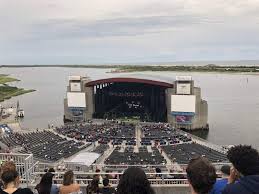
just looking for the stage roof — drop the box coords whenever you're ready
[85,74,174,88]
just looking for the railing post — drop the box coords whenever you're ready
[24,157,29,187]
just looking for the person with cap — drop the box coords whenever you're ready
[210,165,231,194]
[222,145,259,194]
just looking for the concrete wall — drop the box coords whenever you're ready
[166,87,175,124]
[192,87,208,129]
[64,77,92,122]
[84,86,94,120]
[166,84,208,130]
[153,186,190,194]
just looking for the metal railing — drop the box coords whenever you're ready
[0,153,36,186]
[0,152,229,188]
[33,171,189,186]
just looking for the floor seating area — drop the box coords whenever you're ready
[55,123,136,145]
[141,124,192,145]
[92,144,109,154]
[162,143,228,164]
[105,146,166,165]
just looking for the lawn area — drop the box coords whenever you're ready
[0,74,19,84]
[0,74,35,102]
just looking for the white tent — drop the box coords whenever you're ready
[65,152,100,166]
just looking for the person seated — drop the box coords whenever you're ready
[117,167,155,194]
[59,170,81,194]
[210,165,230,194]
[0,162,33,194]
[35,172,59,194]
[99,178,115,194]
[186,156,217,194]
[222,145,259,194]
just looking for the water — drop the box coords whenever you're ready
[1,67,259,149]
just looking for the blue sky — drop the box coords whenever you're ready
[0,0,259,64]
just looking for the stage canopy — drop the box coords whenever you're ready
[65,152,100,166]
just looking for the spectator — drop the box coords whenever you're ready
[87,178,99,194]
[48,168,57,184]
[210,165,231,194]
[0,162,33,194]
[48,168,55,174]
[99,178,115,194]
[155,167,162,178]
[222,145,259,194]
[95,169,103,187]
[117,167,155,194]
[35,172,59,194]
[186,156,217,194]
[1,162,16,172]
[59,170,80,194]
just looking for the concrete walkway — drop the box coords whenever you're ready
[135,125,142,148]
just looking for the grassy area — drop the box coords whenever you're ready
[0,86,35,101]
[113,65,259,73]
[1,64,259,73]
[0,74,19,84]
[0,74,35,102]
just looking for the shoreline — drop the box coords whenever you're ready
[1,64,259,74]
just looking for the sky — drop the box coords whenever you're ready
[0,0,259,65]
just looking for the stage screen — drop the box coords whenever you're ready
[176,115,192,124]
[67,92,86,108]
[70,82,81,92]
[177,83,191,95]
[171,95,196,113]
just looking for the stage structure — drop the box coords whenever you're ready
[64,75,208,130]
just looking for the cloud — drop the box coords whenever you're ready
[0,0,259,64]
[26,14,223,41]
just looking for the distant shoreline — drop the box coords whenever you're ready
[1,64,259,74]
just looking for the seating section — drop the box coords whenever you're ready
[105,146,166,165]
[55,123,135,145]
[0,122,227,165]
[92,144,109,154]
[162,143,228,164]
[141,124,192,146]
[0,131,87,162]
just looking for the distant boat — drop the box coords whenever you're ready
[16,100,24,118]
[17,109,24,118]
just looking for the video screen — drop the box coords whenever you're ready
[176,115,192,124]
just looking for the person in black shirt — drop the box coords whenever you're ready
[0,163,33,194]
[99,178,116,194]
[117,167,155,194]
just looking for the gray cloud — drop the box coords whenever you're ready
[27,14,222,40]
[0,0,259,64]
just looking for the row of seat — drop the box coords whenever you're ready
[162,143,228,164]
